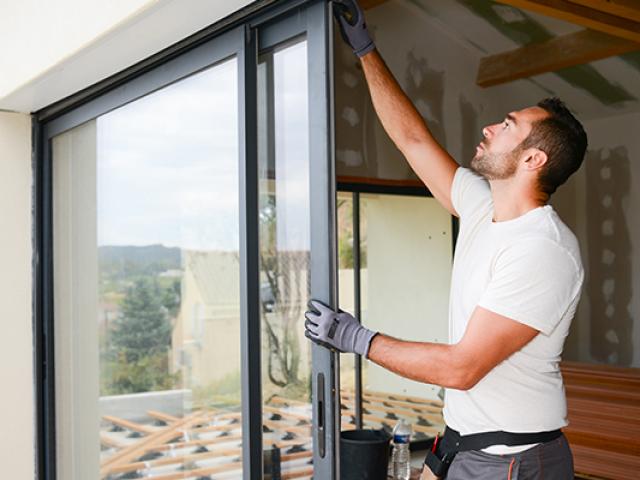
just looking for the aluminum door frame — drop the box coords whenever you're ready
[33,1,338,479]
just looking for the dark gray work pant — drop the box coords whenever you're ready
[445,434,574,480]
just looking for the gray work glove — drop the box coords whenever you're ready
[304,299,377,358]
[334,0,375,57]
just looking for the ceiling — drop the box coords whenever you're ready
[372,0,640,121]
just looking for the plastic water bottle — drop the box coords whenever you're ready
[391,419,411,480]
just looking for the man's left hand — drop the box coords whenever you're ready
[304,299,377,357]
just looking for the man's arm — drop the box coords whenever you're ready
[367,306,539,390]
[360,50,459,216]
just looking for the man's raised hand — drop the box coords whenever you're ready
[333,0,375,57]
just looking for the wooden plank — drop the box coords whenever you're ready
[567,399,640,426]
[562,360,640,386]
[561,361,640,479]
[282,466,314,480]
[263,419,311,435]
[341,394,444,423]
[363,389,444,407]
[102,415,156,434]
[268,396,309,407]
[342,389,443,413]
[100,412,204,477]
[361,0,391,10]
[477,29,640,87]
[263,405,311,423]
[342,409,442,436]
[145,433,243,453]
[109,446,314,480]
[571,444,640,480]
[566,383,640,404]
[190,422,242,434]
[494,0,640,42]
[569,0,640,23]
[108,439,312,475]
[147,410,180,424]
[100,433,123,449]
[337,175,425,189]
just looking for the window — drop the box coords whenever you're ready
[38,2,337,478]
[258,39,315,477]
[338,189,453,444]
[52,58,244,479]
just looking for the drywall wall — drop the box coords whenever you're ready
[554,111,640,367]
[334,0,549,181]
[0,112,34,478]
[336,0,640,369]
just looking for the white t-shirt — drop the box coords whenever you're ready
[442,167,584,454]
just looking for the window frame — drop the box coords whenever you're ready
[336,180,458,451]
[33,1,338,479]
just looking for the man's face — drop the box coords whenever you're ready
[471,106,548,180]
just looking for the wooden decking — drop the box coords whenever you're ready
[99,367,640,480]
[100,391,444,479]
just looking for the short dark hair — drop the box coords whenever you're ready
[519,98,588,197]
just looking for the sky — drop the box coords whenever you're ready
[95,40,310,252]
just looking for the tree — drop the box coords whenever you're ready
[106,278,177,393]
[259,193,306,396]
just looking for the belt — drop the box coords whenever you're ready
[424,426,563,477]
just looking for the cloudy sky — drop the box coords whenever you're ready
[96,41,309,252]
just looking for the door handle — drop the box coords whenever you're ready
[317,372,325,458]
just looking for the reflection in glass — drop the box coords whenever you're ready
[53,58,245,479]
[337,192,358,427]
[339,193,451,442]
[258,40,315,478]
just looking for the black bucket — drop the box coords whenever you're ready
[340,429,392,480]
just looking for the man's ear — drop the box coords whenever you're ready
[523,148,548,171]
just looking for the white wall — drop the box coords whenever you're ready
[553,111,640,367]
[0,0,156,99]
[0,0,254,112]
[0,112,34,478]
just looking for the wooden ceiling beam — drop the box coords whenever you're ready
[494,0,640,43]
[477,29,640,87]
[568,0,640,23]
[360,0,391,9]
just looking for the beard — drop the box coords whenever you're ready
[470,148,519,181]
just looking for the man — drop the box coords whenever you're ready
[304,1,588,478]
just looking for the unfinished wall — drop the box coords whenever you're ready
[334,0,548,181]
[335,0,640,369]
[0,112,34,478]
[554,111,640,367]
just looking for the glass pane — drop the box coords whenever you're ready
[339,193,451,442]
[258,39,314,479]
[337,192,357,431]
[53,58,244,479]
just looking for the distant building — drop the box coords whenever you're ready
[172,250,242,390]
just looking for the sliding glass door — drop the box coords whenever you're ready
[337,187,454,448]
[37,1,337,479]
[256,4,338,477]
[52,57,242,480]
